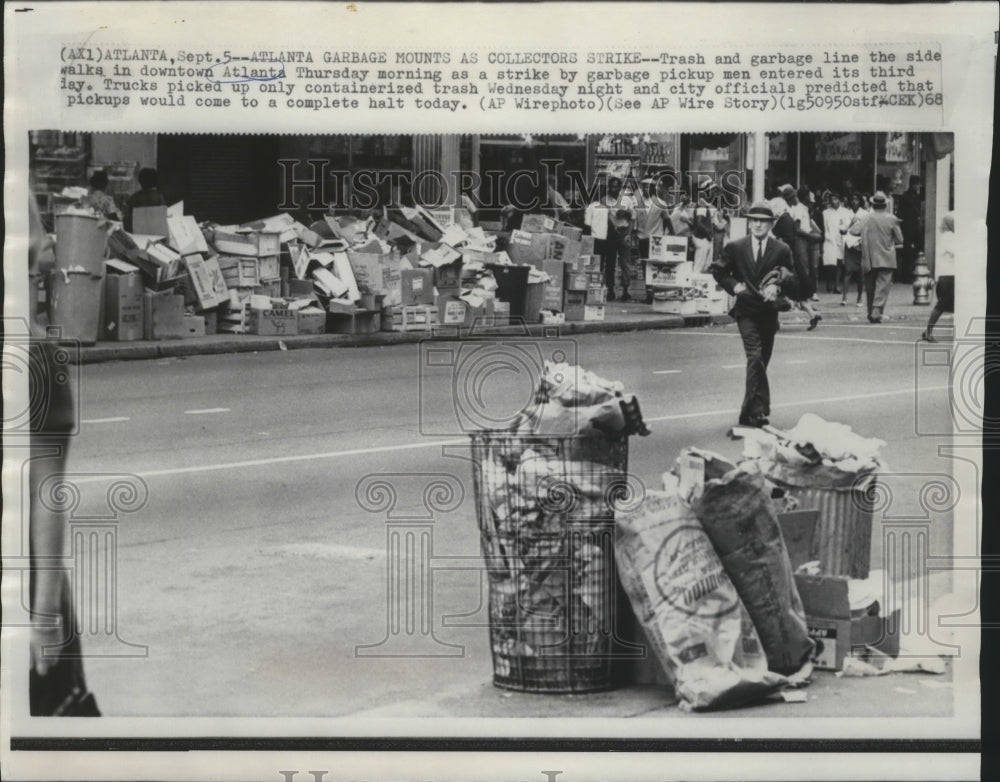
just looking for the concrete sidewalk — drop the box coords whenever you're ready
[74,283,935,364]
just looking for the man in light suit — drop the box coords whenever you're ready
[710,201,800,428]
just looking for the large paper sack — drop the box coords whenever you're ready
[693,453,814,674]
[615,490,786,710]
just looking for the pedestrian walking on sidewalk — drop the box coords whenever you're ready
[710,201,799,429]
[771,194,821,330]
[922,211,955,342]
[841,192,867,307]
[853,191,903,323]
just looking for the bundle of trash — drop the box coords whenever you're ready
[616,447,816,711]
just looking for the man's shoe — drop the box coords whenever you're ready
[621,294,633,302]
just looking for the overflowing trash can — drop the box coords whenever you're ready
[470,432,629,692]
[739,415,886,580]
[468,362,649,693]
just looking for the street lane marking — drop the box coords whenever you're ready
[69,438,468,483]
[67,385,950,483]
[721,363,743,369]
[652,370,683,375]
[81,416,130,424]
[644,384,951,424]
[184,408,231,415]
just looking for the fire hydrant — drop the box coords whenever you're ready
[912,251,934,305]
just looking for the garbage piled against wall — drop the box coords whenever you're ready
[43,200,617,344]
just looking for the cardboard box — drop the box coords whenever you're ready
[325,309,380,335]
[459,292,494,328]
[381,305,437,332]
[776,509,900,672]
[296,307,326,335]
[583,304,605,321]
[167,215,210,256]
[650,235,689,262]
[346,250,385,296]
[431,259,463,290]
[142,290,186,340]
[212,228,281,257]
[791,576,899,671]
[563,290,586,322]
[203,309,218,335]
[258,254,281,282]
[436,294,467,326]
[492,300,510,327]
[182,313,206,338]
[646,260,693,287]
[581,235,595,256]
[218,256,260,288]
[521,214,557,234]
[556,222,583,242]
[587,286,607,304]
[102,262,144,341]
[565,270,589,291]
[401,268,435,305]
[541,259,566,312]
[184,254,229,310]
[248,308,298,336]
[287,278,314,298]
[133,206,169,238]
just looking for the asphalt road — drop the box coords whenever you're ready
[51,319,971,722]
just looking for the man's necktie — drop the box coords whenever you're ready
[756,240,763,266]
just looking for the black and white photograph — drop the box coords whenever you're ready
[3,4,991,782]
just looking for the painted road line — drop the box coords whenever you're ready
[644,384,951,424]
[80,416,130,424]
[721,363,744,369]
[184,408,231,415]
[66,385,950,484]
[652,370,683,375]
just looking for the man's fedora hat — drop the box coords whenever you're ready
[746,201,776,221]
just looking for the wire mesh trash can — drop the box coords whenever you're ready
[469,431,630,693]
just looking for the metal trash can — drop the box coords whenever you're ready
[773,470,878,579]
[469,431,630,693]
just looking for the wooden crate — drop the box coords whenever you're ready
[218,256,259,287]
[382,305,438,332]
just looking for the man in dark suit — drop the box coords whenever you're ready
[710,201,800,428]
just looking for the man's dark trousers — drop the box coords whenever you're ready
[736,312,778,423]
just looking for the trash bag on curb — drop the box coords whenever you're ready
[615,490,787,711]
[689,450,815,676]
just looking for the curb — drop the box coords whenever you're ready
[72,307,930,365]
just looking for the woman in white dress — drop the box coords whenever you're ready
[822,192,850,293]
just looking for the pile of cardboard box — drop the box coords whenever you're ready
[644,235,730,316]
[506,213,606,323]
[74,197,629,342]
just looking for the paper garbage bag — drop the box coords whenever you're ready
[615,490,787,711]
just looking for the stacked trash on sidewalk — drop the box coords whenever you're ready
[470,378,949,710]
[40,198,616,344]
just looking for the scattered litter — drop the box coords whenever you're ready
[780,690,808,703]
[277,340,287,351]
